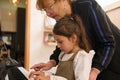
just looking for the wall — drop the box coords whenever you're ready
[0,0,17,32]
[0,0,26,32]
[104,1,120,28]
[26,0,56,70]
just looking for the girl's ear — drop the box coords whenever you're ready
[70,34,77,43]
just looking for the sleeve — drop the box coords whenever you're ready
[50,46,61,65]
[73,51,94,80]
[5,74,9,80]
[50,75,67,80]
[17,67,29,78]
[75,0,115,71]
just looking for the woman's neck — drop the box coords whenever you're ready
[65,1,72,15]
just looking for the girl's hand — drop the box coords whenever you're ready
[29,71,45,78]
[29,71,50,80]
[33,75,50,80]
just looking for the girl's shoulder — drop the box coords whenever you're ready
[76,50,95,58]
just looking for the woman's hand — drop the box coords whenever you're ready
[89,68,100,80]
[30,60,56,71]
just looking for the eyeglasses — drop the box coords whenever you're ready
[43,1,56,12]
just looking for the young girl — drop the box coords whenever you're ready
[29,15,95,80]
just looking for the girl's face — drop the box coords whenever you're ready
[53,34,76,53]
[42,0,71,21]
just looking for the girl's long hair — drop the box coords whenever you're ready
[53,15,91,53]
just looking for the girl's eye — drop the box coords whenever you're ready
[57,41,62,44]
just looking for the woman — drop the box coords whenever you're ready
[31,0,120,80]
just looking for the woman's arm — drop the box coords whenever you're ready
[74,0,115,71]
[50,46,61,65]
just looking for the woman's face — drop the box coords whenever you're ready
[42,0,71,21]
